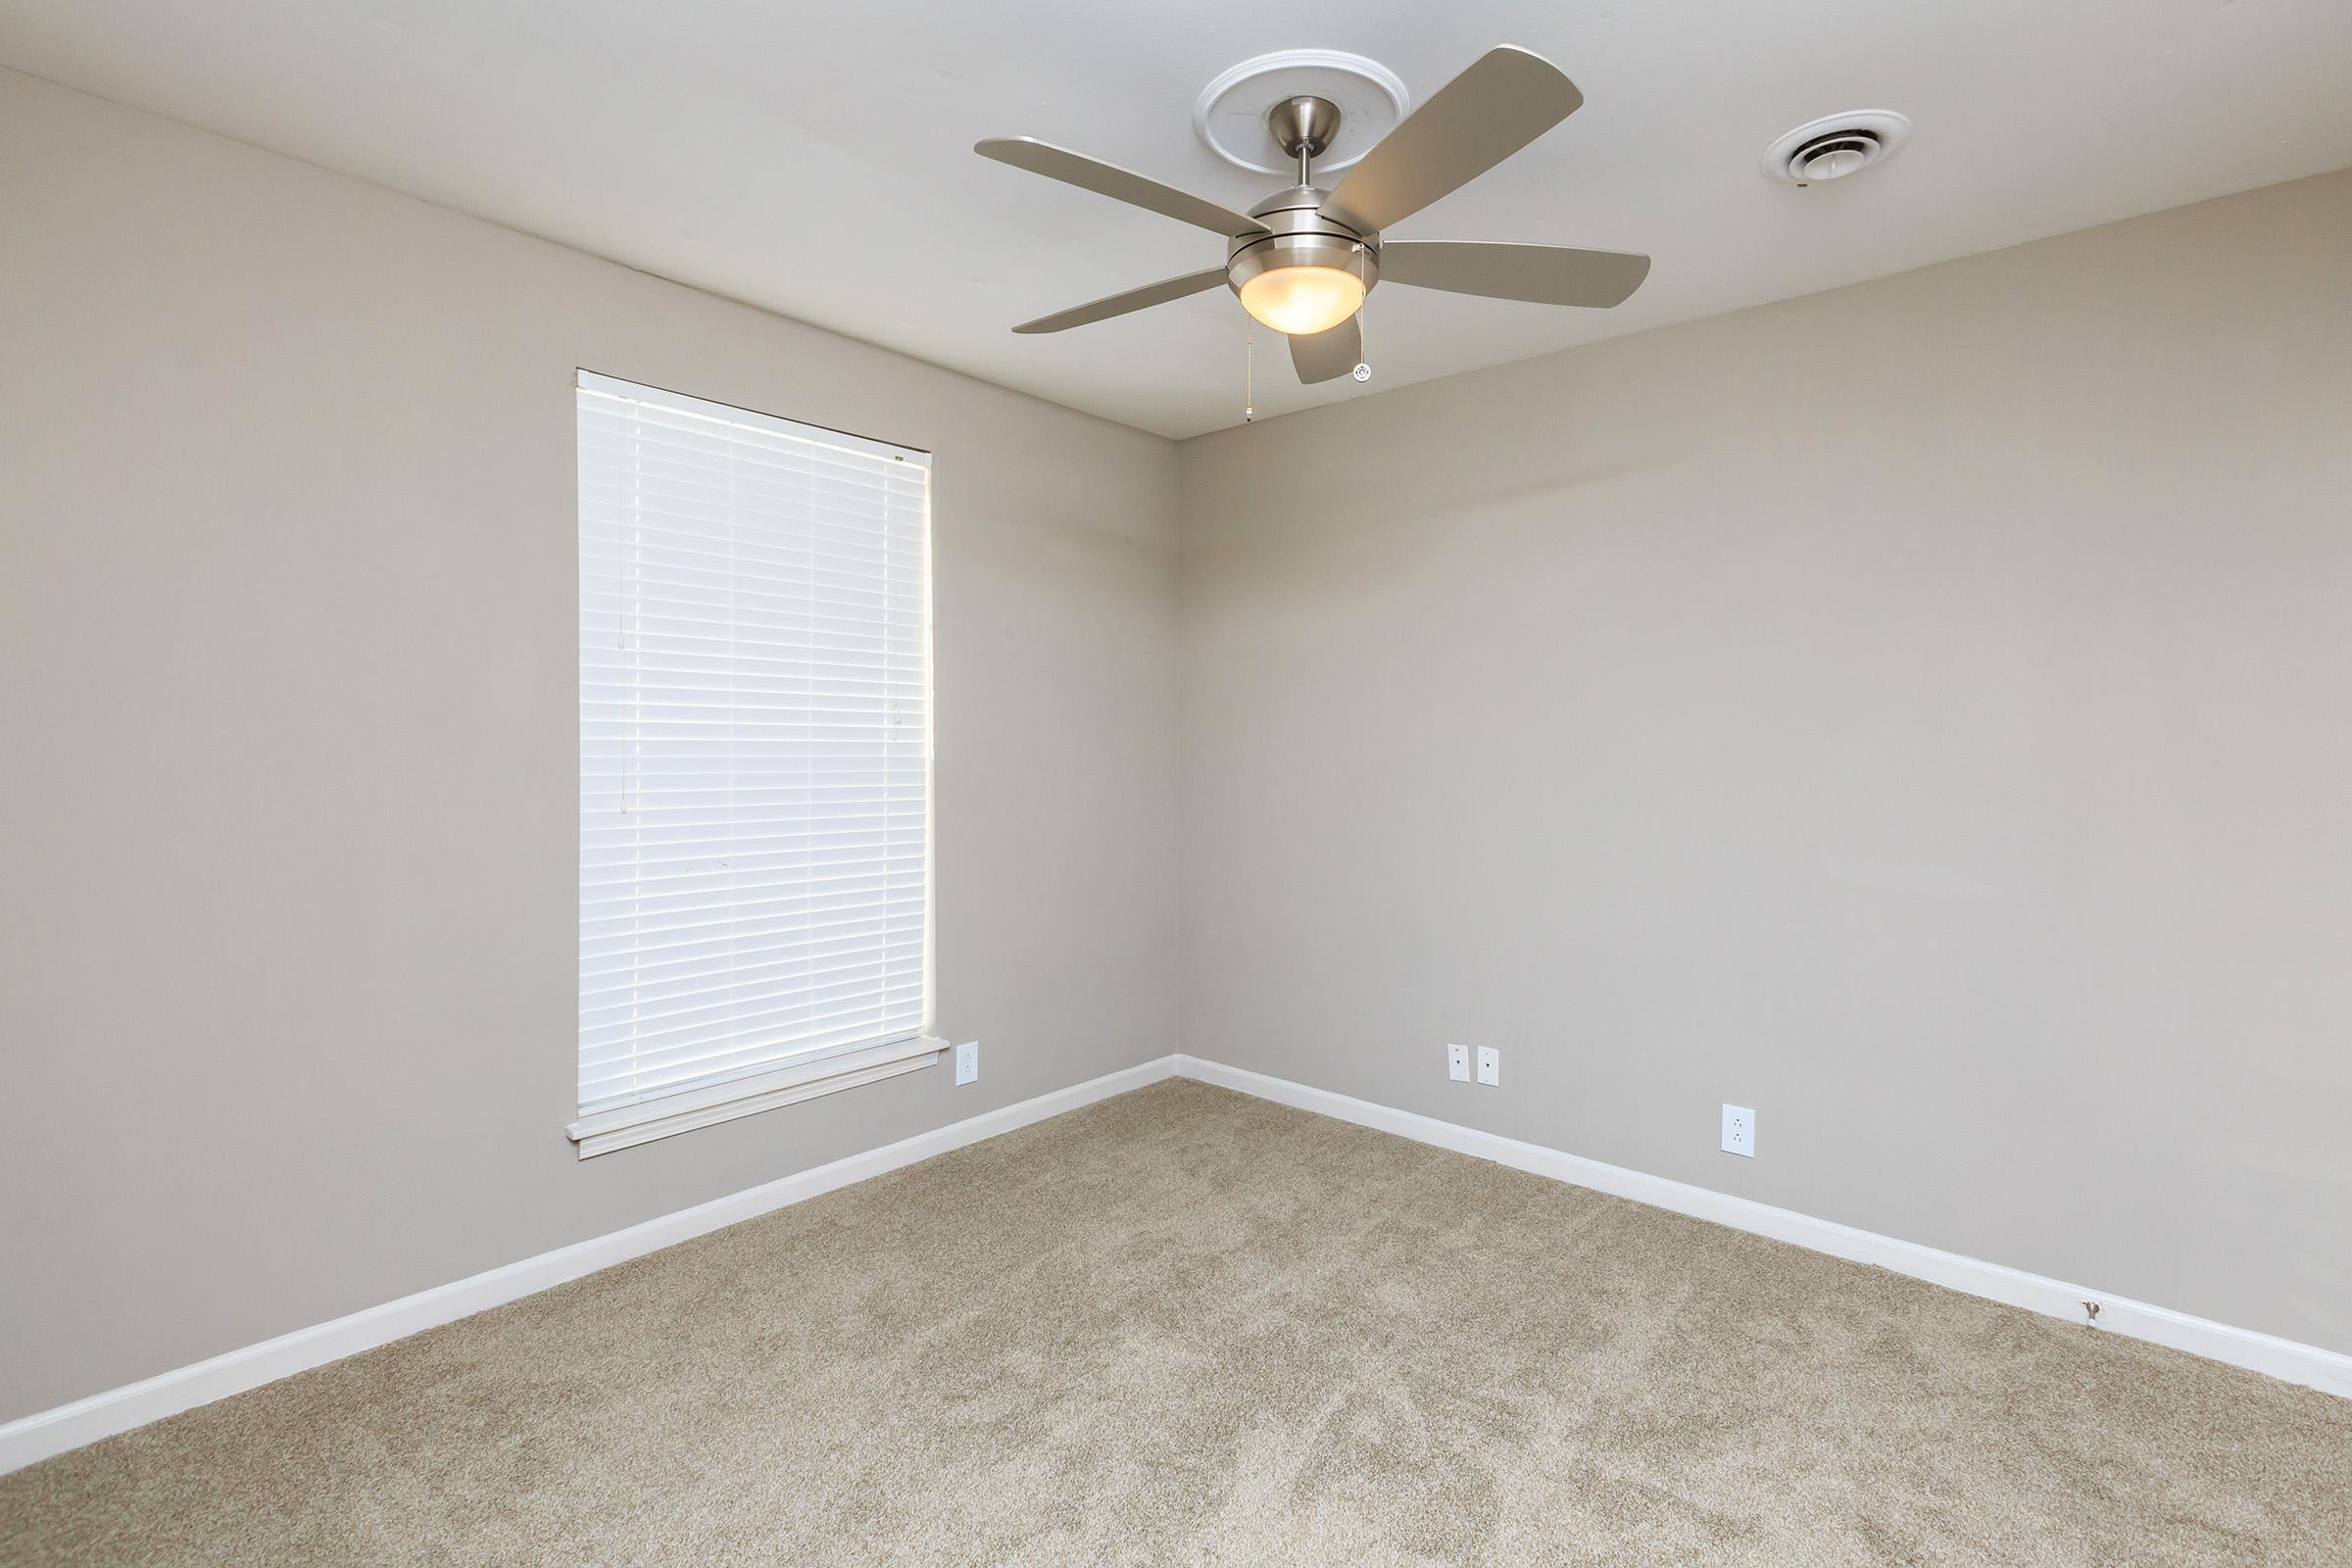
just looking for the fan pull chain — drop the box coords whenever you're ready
[1244,318,1254,422]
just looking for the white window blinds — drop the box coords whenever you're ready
[577,370,931,1118]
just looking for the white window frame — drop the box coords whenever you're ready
[567,370,940,1157]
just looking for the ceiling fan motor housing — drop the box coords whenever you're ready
[1225,184,1379,302]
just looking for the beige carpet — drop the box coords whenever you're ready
[4,1080,2347,1566]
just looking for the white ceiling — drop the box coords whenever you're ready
[4,0,2348,439]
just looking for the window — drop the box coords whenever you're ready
[570,371,934,1156]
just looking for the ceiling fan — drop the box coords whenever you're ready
[975,46,1650,385]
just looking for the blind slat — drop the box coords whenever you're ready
[579,373,931,1118]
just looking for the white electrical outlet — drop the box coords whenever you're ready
[1476,1047,1500,1087]
[955,1040,979,1085]
[1446,1044,1471,1082]
[1721,1103,1755,1157]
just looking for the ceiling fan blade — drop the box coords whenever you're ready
[1012,269,1229,334]
[976,137,1269,238]
[1380,241,1650,308]
[1319,47,1584,234]
[1289,316,1363,384]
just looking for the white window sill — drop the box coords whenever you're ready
[566,1035,947,1158]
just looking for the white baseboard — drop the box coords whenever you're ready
[1172,1054,2352,1401]
[0,1054,1180,1476]
[9,1048,2341,1477]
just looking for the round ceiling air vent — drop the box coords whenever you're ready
[1762,110,1911,186]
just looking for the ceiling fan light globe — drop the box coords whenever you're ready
[1238,266,1367,336]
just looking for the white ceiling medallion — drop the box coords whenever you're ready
[1761,110,1913,185]
[1194,50,1409,176]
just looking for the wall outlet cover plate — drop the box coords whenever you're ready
[1721,1103,1755,1156]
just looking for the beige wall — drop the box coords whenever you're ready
[1180,172,2352,1355]
[0,68,1180,1421]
